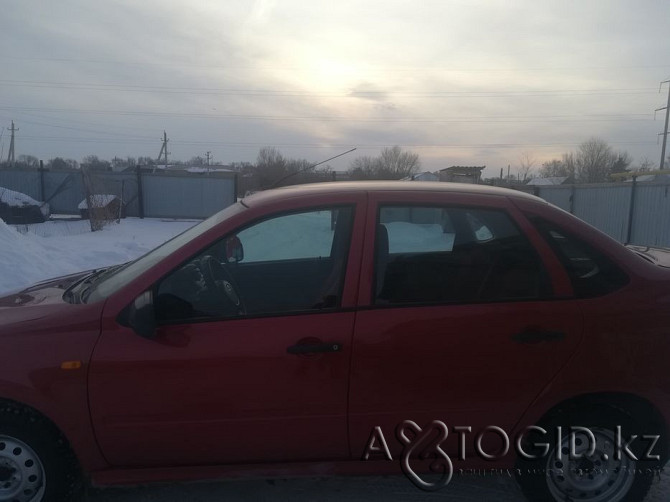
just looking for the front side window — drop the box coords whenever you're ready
[374,205,549,305]
[155,207,354,322]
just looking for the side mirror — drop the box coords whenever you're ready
[127,290,156,339]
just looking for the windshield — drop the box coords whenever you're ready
[86,202,246,303]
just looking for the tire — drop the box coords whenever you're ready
[515,405,661,502]
[0,401,83,502]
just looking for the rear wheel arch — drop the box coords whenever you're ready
[515,393,666,501]
[534,392,667,447]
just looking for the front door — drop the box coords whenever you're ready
[89,205,362,467]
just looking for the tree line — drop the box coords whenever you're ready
[527,137,667,184]
[2,141,667,186]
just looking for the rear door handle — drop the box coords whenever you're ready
[287,342,343,355]
[512,330,565,344]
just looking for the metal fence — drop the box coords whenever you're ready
[4,167,670,247]
[532,181,670,247]
[0,167,237,219]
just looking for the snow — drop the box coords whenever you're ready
[77,194,118,210]
[0,187,41,207]
[185,167,232,174]
[0,186,49,218]
[385,222,454,253]
[239,210,334,262]
[0,218,197,295]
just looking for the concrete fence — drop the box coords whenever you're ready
[0,167,237,219]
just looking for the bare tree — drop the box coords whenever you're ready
[253,147,319,188]
[634,156,656,172]
[16,155,39,168]
[348,146,420,180]
[538,153,576,179]
[255,147,288,187]
[81,155,111,172]
[348,156,378,179]
[379,146,421,178]
[539,159,566,178]
[574,138,618,183]
[612,151,632,173]
[517,151,536,181]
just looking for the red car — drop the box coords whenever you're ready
[1,181,668,502]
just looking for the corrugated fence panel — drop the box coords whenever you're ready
[536,186,572,211]
[142,174,236,219]
[5,168,670,248]
[0,170,41,202]
[573,185,630,243]
[199,176,236,217]
[94,173,140,217]
[1,169,236,218]
[44,171,84,214]
[630,184,670,247]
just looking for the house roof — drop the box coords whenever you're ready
[78,194,118,210]
[0,187,41,207]
[439,166,486,174]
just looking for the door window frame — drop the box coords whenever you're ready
[358,192,574,308]
[152,204,360,325]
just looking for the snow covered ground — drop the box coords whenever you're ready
[0,217,197,295]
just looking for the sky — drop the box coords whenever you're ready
[1,0,669,178]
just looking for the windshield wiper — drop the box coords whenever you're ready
[64,264,125,304]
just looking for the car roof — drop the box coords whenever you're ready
[241,180,546,206]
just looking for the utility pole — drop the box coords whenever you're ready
[657,80,670,171]
[157,131,169,167]
[7,120,18,165]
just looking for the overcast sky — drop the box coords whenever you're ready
[2,0,669,177]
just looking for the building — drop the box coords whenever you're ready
[439,166,485,184]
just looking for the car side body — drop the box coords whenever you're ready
[0,181,668,500]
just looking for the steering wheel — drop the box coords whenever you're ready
[200,255,246,315]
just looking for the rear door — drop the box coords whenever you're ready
[349,191,582,461]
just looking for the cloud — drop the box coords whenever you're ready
[0,0,668,173]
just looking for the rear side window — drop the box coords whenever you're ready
[374,206,550,305]
[528,216,629,298]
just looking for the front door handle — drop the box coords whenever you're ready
[287,342,343,355]
[512,330,565,344]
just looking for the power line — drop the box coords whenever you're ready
[0,79,659,98]
[1,54,668,73]
[14,135,658,149]
[0,106,656,124]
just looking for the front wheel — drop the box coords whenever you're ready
[516,406,659,502]
[0,402,82,502]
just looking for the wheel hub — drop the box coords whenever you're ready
[546,427,634,502]
[0,436,44,502]
[0,465,15,482]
